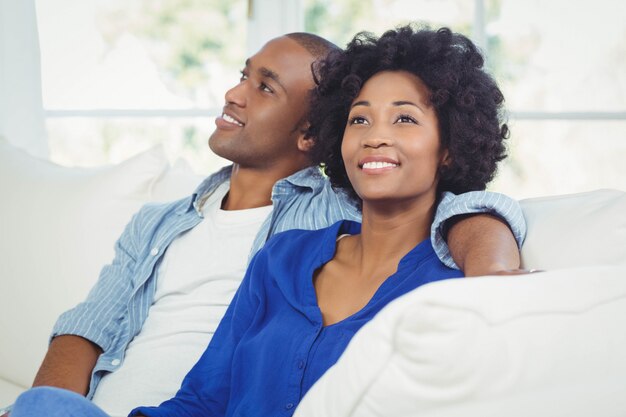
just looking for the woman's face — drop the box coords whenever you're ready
[341,70,448,205]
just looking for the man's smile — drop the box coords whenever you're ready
[215,111,245,129]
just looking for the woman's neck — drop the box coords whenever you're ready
[350,197,436,273]
[313,195,439,327]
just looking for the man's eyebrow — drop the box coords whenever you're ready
[243,59,287,93]
[258,67,286,93]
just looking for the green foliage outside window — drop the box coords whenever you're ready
[98,0,246,100]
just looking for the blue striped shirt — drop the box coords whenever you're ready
[52,165,525,399]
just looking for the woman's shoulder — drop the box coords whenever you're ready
[263,220,360,257]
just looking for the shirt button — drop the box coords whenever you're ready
[285,403,294,410]
[298,360,304,369]
[111,359,121,366]
[150,247,159,256]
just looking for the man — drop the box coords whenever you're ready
[12,33,524,417]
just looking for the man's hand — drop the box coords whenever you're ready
[32,335,102,395]
[446,213,522,277]
[491,268,544,275]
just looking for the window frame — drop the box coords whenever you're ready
[42,0,626,124]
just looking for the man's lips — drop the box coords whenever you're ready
[215,111,245,129]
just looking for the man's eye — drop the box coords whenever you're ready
[260,83,273,93]
[348,116,368,125]
[396,115,417,124]
[239,70,248,82]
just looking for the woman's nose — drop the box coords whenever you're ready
[362,125,393,148]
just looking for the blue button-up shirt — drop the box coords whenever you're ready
[130,220,464,417]
[52,165,525,399]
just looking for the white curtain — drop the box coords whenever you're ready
[0,0,48,158]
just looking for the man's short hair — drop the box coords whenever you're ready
[285,32,339,61]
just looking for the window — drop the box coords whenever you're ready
[304,0,475,47]
[37,0,246,173]
[485,0,626,197]
[303,0,626,198]
[37,0,626,197]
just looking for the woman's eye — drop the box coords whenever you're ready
[396,115,417,124]
[260,83,273,93]
[348,116,368,125]
[239,70,248,82]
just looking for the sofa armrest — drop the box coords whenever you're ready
[295,265,626,417]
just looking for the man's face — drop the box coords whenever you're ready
[209,36,316,171]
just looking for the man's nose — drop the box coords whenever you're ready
[224,82,246,107]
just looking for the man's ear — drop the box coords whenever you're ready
[297,122,314,152]
[298,135,314,152]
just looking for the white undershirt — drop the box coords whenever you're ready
[92,182,272,417]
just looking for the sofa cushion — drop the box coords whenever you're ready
[0,141,173,391]
[295,265,626,417]
[520,189,626,269]
[0,378,24,409]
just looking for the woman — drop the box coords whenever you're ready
[11,25,508,417]
[304,25,508,330]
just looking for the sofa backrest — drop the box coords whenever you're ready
[520,189,626,269]
[0,138,624,403]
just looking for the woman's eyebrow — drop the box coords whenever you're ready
[350,100,426,114]
[351,100,370,108]
[393,100,426,114]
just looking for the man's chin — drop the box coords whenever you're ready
[208,134,230,156]
[209,139,245,165]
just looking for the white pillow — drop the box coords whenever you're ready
[0,141,169,388]
[520,189,626,269]
[295,265,626,417]
[151,158,204,202]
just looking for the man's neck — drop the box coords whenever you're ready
[221,163,304,211]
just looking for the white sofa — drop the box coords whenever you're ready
[1,139,625,415]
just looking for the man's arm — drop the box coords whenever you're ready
[30,206,146,399]
[446,213,521,276]
[32,335,102,395]
[432,191,527,275]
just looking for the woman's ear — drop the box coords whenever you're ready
[438,149,452,178]
[440,148,451,167]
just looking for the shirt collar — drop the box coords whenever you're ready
[272,166,326,196]
[180,165,326,215]
[178,165,233,215]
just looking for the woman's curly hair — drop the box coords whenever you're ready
[306,25,509,199]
